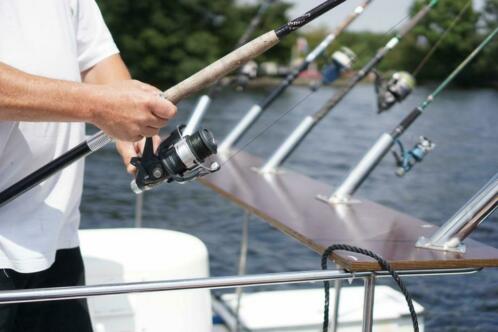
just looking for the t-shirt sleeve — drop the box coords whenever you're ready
[75,0,119,72]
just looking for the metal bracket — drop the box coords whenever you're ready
[416,236,466,254]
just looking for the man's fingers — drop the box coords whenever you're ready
[116,141,138,175]
[126,164,137,176]
[144,116,168,129]
[152,135,161,152]
[141,127,159,137]
[149,97,177,120]
[116,135,163,177]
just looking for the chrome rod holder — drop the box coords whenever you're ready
[326,133,394,204]
[416,173,498,253]
[259,116,315,174]
[184,95,212,136]
[219,105,263,154]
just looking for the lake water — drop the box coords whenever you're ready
[81,84,498,331]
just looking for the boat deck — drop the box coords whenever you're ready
[200,151,498,272]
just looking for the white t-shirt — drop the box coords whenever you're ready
[0,0,119,273]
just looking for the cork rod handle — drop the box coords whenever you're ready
[163,31,280,104]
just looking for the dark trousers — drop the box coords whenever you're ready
[0,248,93,332]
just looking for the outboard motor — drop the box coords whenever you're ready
[375,71,416,113]
[322,47,356,85]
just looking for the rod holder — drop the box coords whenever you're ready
[259,116,315,174]
[184,95,212,136]
[219,105,263,154]
[416,173,498,253]
[322,133,394,204]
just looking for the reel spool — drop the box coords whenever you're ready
[322,47,357,85]
[130,126,220,194]
[375,71,416,113]
[392,136,435,177]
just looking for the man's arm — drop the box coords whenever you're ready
[81,54,166,174]
[0,59,176,142]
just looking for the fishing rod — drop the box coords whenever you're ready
[373,0,471,114]
[258,0,439,174]
[324,27,498,204]
[219,0,375,153]
[184,0,277,135]
[0,0,349,208]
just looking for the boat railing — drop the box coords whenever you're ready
[0,267,480,332]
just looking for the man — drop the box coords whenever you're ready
[0,0,177,331]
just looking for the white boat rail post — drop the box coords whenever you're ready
[321,27,498,204]
[235,213,250,332]
[362,274,376,332]
[219,0,375,155]
[331,278,342,332]
[258,1,438,174]
[416,173,498,253]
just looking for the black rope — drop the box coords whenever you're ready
[321,244,419,332]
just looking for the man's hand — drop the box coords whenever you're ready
[81,55,177,175]
[89,80,176,142]
[116,136,161,175]
[0,60,177,143]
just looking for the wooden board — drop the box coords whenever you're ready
[200,151,498,272]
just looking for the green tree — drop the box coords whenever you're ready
[473,0,498,86]
[394,0,480,85]
[97,0,293,88]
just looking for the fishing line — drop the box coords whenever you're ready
[220,90,316,166]
[371,0,470,114]
[220,11,419,167]
[321,244,419,332]
[329,27,498,201]
[218,0,378,152]
[254,1,438,173]
[420,25,498,109]
[385,13,411,36]
[412,0,472,77]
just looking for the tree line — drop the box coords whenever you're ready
[97,0,497,88]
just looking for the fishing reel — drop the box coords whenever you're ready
[392,136,435,177]
[234,61,259,91]
[321,47,356,85]
[130,125,220,194]
[375,71,416,113]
